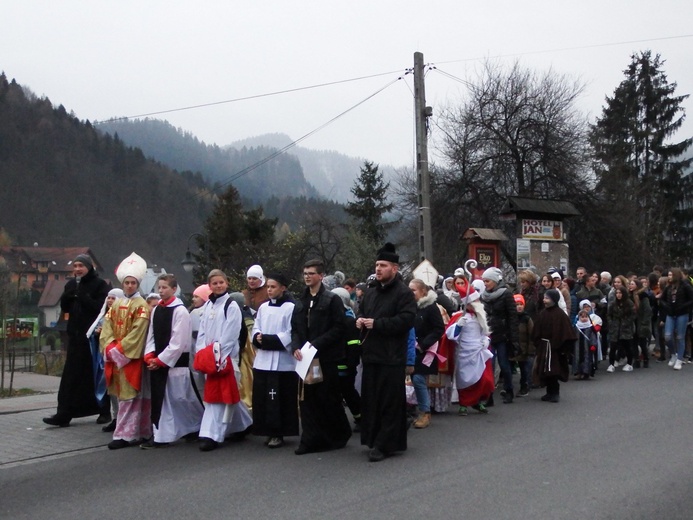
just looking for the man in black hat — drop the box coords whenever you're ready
[44,254,111,427]
[357,243,417,462]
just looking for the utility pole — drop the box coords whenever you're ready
[414,51,433,262]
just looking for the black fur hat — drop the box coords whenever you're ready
[376,242,399,264]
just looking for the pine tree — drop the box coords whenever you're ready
[198,185,278,283]
[591,51,692,268]
[345,161,393,244]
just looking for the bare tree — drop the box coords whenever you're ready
[429,60,592,268]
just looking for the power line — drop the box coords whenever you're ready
[96,32,693,200]
[433,33,693,66]
[94,69,403,124]
[429,67,475,89]
[200,73,408,197]
[96,33,693,126]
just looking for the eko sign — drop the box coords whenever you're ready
[521,219,563,241]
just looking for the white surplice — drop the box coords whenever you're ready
[146,298,204,443]
[195,293,252,442]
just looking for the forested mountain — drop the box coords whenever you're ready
[228,133,396,203]
[97,119,320,202]
[0,74,214,273]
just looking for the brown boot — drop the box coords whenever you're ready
[413,412,431,429]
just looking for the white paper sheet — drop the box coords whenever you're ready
[294,342,318,380]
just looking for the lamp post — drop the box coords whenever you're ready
[180,233,210,275]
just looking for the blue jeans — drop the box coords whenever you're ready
[665,314,689,360]
[519,357,534,388]
[493,342,513,393]
[411,374,430,413]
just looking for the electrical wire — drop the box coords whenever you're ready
[433,33,693,66]
[431,68,475,89]
[95,33,693,125]
[200,72,408,197]
[95,32,692,198]
[94,69,404,124]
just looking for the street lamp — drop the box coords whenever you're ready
[181,233,210,274]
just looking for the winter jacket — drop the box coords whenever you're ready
[515,312,535,360]
[635,292,652,339]
[413,291,445,375]
[359,273,417,366]
[481,282,519,349]
[660,282,693,318]
[291,284,346,362]
[60,268,110,338]
[607,299,636,342]
[520,284,540,321]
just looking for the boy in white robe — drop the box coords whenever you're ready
[141,274,204,448]
[194,269,253,451]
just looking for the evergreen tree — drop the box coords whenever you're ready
[335,225,380,280]
[345,161,393,244]
[198,185,278,284]
[591,51,692,268]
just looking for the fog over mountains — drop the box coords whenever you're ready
[227,133,376,202]
[99,119,397,204]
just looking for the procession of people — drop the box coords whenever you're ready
[44,248,693,462]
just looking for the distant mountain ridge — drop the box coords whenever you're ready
[97,120,320,203]
[227,133,367,202]
[0,75,212,274]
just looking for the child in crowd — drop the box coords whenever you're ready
[514,294,534,396]
[574,310,600,379]
[146,293,161,310]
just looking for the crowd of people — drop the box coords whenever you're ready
[41,250,693,462]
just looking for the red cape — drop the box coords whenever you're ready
[193,344,240,405]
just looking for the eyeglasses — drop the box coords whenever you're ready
[303,272,319,277]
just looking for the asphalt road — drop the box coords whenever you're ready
[2,360,692,519]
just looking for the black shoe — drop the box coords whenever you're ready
[368,447,386,462]
[227,425,252,442]
[107,439,131,450]
[294,444,311,455]
[502,390,514,404]
[634,360,641,368]
[517,385,529,397]
[101,419,117,433]
[541,393,552,402]
[43,414,71,427]
[140,439,168,450]
[198,437,219,452]
[182,431,199,442]
[643,359,649,368]
[96,413,112,425]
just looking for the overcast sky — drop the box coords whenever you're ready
[3,1,692,169]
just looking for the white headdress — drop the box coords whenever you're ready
[115,252,147,284]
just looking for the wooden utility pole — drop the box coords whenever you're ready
[414,52,433,262]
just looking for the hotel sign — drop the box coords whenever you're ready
[521,219,563,241]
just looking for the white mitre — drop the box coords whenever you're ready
[115,252,147,284]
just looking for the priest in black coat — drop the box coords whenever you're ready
[44,254,111,427]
